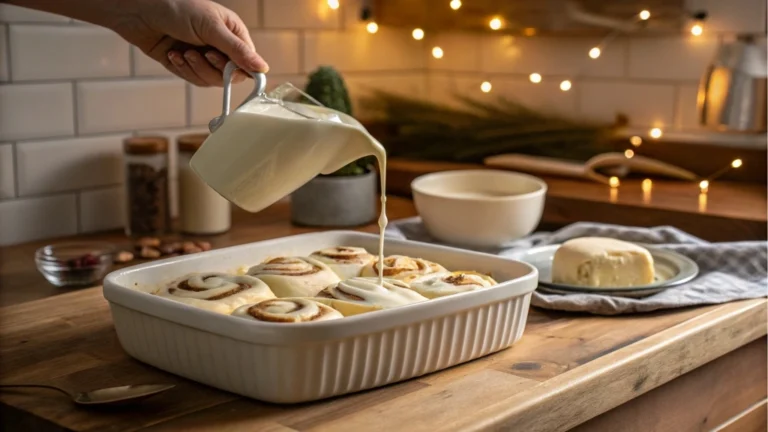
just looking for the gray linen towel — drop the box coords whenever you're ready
[385,218,767,315]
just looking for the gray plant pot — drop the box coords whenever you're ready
[290,171,377,227]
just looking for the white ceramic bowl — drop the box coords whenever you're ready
[411,169,547,248]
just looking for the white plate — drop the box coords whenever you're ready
[103,231,538,403]
[513,243,699,298]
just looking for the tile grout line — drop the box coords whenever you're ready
[258,0,265,29]
[185,83,192,127]
[5,23,12,82]
[129,46,136,77]
[298,30,305,74]
[71,80,79,135]
[11,141,19,198]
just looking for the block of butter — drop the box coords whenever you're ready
[552,237,655,288]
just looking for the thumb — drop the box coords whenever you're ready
[203,17,269,73]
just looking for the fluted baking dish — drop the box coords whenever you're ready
[103,231,538,403]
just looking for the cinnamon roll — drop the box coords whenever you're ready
[317,277,428,308]
[312,297,383,316]
[156,273,276,314]
[360,255,447,282]
[247,256,340,297]
[408,271,497,299]
[309,246,376,279]
[231,298,343,323]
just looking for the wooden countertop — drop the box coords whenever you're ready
[0,197,766,432]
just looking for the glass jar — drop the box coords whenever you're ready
[177,133,231,234]
[123,136,171,236]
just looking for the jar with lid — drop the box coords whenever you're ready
[177,133,231,234]
[123,136,171,236]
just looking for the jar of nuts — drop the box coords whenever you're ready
[123,137,171,237]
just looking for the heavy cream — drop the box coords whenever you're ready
[190,94,389,285]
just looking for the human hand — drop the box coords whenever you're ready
[113,0,269,86]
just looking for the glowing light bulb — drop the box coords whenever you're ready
[630,136,643,146]
[366,22,378,34]
[432,46,444,59]
[529,73,542,83]
[624,149,635,159]
[560,80,572,91]
[642,179,652,191]
[327,0,340,10]
[731,159,743,168]
[489,17,503,30]
[691,23,703,36]
[649,127,662,139]
[412,28,424,40]
[699,180,709,192]
[480,81,492,93]
[609,176,620,187]
[639,10,650,20]
[450,0,461,10]
[589,47,601,59]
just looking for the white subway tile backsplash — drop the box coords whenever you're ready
[9,25,130,80]
[481,36,626,78]
[345,73,427,116]
[0,143,15,199]
[463,76,579,117]
[16,134,126,196]
[79,186,125,233]
[0,25,8,81]
[264,0,340,29]
[0,194,77,246]
[132,47,173,77]
[579,81,676,127]
[676,84,702,130]
[0,4,69,22]
[428,33,481,72]
[77,79,186,134]
[628,36,718,81]
[687,0,767,33]
[0,83,74,141]
[304,28,425,73]
[251,31,300,74]
[214,0,260,27]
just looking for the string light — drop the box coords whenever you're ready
[432,46,444,59]
[649,127,663,139]
[559,80,572,91]
[630,136,643,146]
[480,81,492,93]
[642,179,653,191]
[327,0,340,10]
[699,193,707,212]
[624,149,634,159]
[731,158,743,168]
[449,0,461,10]
[529,73,542,83]
[489,17,503,30]
[691,23,703,36]
[639,10,651,20]
[366,22,378,34]
[699,180,709,193]
[609,176,620,187]
[412,28,424,40]
[589,47,601,59]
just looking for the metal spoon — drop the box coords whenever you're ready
[0,383,175,406]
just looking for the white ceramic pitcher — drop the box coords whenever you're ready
[190,62,384,213]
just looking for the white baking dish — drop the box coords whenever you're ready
[103,231,538,403]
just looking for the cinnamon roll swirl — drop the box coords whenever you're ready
[247,256,340,297]
[309,246,376,279]
[231,298,343,323]
[156,273,276,314]
[317,277,428,308]
[360,255,447,282]
[409,271,497,299]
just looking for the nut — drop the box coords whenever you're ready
[139,246,161,259]
[196,241,212,251]
[159,242,182,255]
[115,251,134,263]
[136,237,161,248]
[182,242,203,254]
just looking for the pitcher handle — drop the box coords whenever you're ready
[208,61,267,133]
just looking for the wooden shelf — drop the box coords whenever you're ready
[387,158,767,242]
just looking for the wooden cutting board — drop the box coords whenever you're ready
[0,287,765,432]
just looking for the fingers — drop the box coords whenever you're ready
[200,13,269,73]
[204,51,248,84]
[167,51,207,87]
[183,50,223,86]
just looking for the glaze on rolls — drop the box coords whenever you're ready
[360,255,447,282]
[156,273,276,314]
[317,277,428,308]
[408,271,497,299]
[247,256,340,297]
[309,246,376,279]
[231,298,343,323]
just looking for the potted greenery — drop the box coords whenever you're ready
[290,66,377,227]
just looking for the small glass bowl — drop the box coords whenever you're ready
[35,242,115,287]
